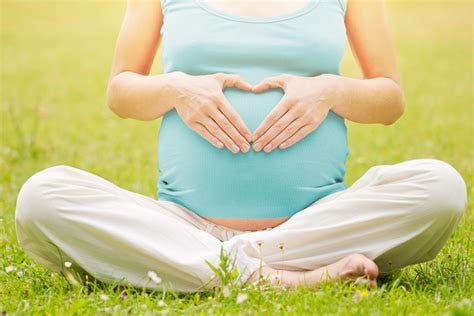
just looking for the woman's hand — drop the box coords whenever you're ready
[251,73,340,153]
[173,72,253,154]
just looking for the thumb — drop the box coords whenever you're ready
[252,74,289,93]
[215,73,253,91]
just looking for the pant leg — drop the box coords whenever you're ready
[226,158,468,275]
[14,165,261,293]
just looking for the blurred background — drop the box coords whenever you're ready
[1,0,472,218]
[1,1,473,313]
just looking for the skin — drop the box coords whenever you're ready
[106,0,406,287]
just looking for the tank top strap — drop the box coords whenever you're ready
[318,0,347,17]
[337,0,347,16]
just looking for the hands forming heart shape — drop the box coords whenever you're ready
[173,71,339,154]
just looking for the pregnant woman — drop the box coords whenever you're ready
[15,0,467,292]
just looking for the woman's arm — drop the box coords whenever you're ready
[250,0,406,152]
[106,0,253,152]
[106,0,179,121]
[330,0,406,125]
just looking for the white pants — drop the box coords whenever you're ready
[15,159,467,293]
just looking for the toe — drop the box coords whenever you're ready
[365,259,379,280]
[339,253,379,280]
[369,279,377,288]
[353,276,378,288]
[354,253,379,280]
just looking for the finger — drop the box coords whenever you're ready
[278,109,329,150]
[278,124,314,150]
[252,74,289,93]
[216,73,253,91]
[218,96,252,142]
[253,109,298,152]
[192,123,224,149]
[252,96,292,143]
[209,107,250,152]
[203,117,240,154]
[261,118,305,153]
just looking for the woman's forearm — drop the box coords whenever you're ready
[328,74,406,125]
[106,71,182,121]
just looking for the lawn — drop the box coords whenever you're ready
[1,0,473,315]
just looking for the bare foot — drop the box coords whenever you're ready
[246,253,379,289]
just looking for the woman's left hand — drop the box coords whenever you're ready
[251,73,340,153]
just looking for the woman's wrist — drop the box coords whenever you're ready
[318,73,406,124]
[319,73,345,111]
[154,71,184,108]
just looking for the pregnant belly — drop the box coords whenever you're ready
[157,88,348,230]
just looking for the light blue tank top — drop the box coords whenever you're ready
[157,0,349,219]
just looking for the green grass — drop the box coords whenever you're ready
[1,0,473,314]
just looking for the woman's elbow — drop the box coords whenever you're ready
[106,76,128,119]
[382,102,405,125]
[383,84,406,125]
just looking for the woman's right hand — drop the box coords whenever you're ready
[171,72,253,153]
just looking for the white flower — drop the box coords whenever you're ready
[16,271,24,277]
[147,270,162,284]
[99,294,109,301]
[236,293,248,304]
[147,270,157,279]
[64,261,72,268]
[5,266,16,273]
[157,300,166,307]
[222,286,230,298]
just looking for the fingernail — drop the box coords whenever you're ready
[264,144,272,152]
[231,144,240,153]
[253,142,262,151]
[242,143,250,152]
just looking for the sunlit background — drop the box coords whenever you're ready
[1,0,473,312]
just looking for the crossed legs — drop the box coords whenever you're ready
[14,159,467,292]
